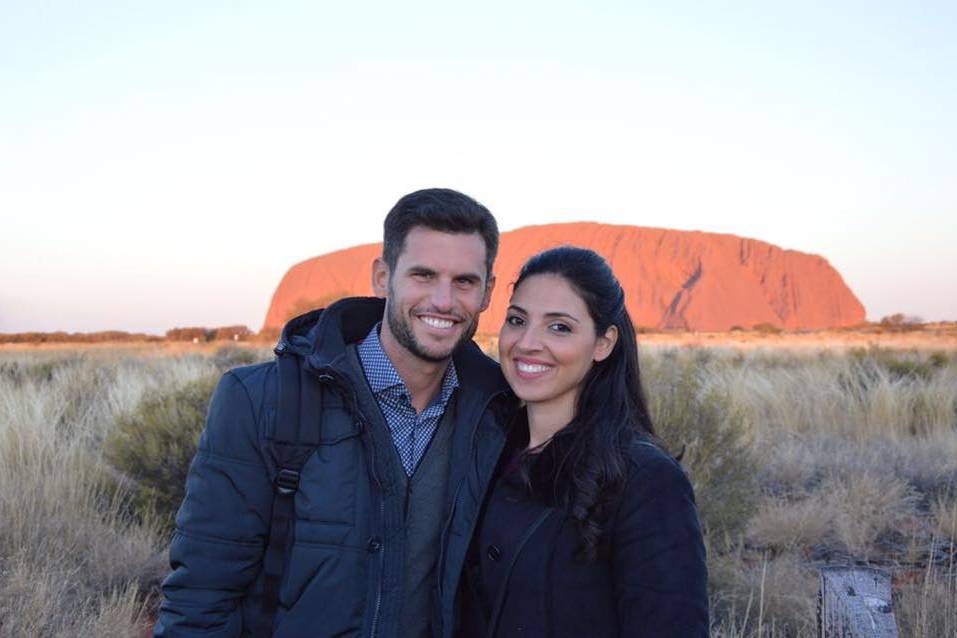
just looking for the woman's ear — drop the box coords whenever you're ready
[593,325,618,362]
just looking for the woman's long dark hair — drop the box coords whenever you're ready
[511,246,655,561]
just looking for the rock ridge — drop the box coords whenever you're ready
[262,222,865,333]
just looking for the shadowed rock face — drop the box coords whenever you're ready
[262,222,865,333]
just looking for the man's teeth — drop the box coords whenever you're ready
[517,362,550,373]
[421,316,454,329]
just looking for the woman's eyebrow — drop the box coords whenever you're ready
[507,304,580,323]
[543,311,580,323]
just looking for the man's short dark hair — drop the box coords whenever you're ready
[383,188,499,276]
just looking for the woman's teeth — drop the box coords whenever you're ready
[516,362,550,373]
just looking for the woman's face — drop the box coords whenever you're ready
[499,273,617,418]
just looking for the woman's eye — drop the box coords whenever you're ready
[506,315,524,327]
[550,323,571,333]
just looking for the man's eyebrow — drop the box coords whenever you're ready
[406,265,436,274]
[406,265,483,281]
[507,304,580,323]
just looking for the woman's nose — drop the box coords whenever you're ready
[515,326,543,351]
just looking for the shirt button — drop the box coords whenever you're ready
[487,545,502,562]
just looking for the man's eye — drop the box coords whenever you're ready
[412,272,433,280]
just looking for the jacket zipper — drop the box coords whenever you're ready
[369,496,385,638]
[310,365,388,637]
[437,391,508,637]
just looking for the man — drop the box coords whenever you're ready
[155,188,509,637]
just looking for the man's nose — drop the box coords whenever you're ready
[430,280,453,312]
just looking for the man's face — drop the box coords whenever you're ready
[373,227,495,363]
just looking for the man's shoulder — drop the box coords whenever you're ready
[224,359,276,389]
[215,360,280,416]
[452,340,507,398]
[227,359,275,382]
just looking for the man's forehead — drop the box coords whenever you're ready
[396,228,489,275]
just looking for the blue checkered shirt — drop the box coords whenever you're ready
[357,324,459,476]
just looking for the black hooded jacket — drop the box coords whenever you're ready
[154,297,509,637]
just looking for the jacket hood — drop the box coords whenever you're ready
[276,296,509,399]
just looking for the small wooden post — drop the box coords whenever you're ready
[819,567,898,637]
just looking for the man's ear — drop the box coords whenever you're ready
[480,273,496,312]
[593,325,618,363]
[371,257,390,298]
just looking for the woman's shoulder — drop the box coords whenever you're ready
[617,436,695,505]
[623,436,685,474]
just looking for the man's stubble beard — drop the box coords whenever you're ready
[384,285,479,364]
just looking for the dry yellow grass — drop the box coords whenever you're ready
[1,342,955,636]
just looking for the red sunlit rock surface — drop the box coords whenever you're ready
[262,223,865,334]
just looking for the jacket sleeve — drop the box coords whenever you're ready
[611,447,709,637]
[154,370,274,637]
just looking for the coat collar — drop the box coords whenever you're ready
[277,296,509,402]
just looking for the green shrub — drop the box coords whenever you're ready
[928,350,949,369]
[643,353,758,542]
[0,356,75,387]
[104,374,219,529]
[849,346,941,381]
[211,344,266,371]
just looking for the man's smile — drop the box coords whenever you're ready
[417,313,459,330]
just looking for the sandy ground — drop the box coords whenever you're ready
[3,325,956,354]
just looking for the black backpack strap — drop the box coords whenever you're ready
[254,344,324,636]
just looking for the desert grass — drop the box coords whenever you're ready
[0,349,265,637]
[641,345,957,636]
[1,344,955,636]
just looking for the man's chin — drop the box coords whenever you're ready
[410,328,469,362]
[412,337,458,362]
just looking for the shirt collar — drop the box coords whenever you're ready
[357,323,459,404]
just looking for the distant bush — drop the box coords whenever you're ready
[165,326,213,342]
[104,374,219,529]
[0,331,161,343]
[211,325,253,341]
[879,312,924,332]
[752,322,782,334]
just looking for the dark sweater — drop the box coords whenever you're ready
[397,403,455,637]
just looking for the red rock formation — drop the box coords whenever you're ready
[262,223,865,333]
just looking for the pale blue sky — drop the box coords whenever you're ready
[2,1,955,333]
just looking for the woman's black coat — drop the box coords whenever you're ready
[455,438,709,638]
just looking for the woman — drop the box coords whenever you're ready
[449,246,708,637]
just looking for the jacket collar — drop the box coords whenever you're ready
[277,296,509,401]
